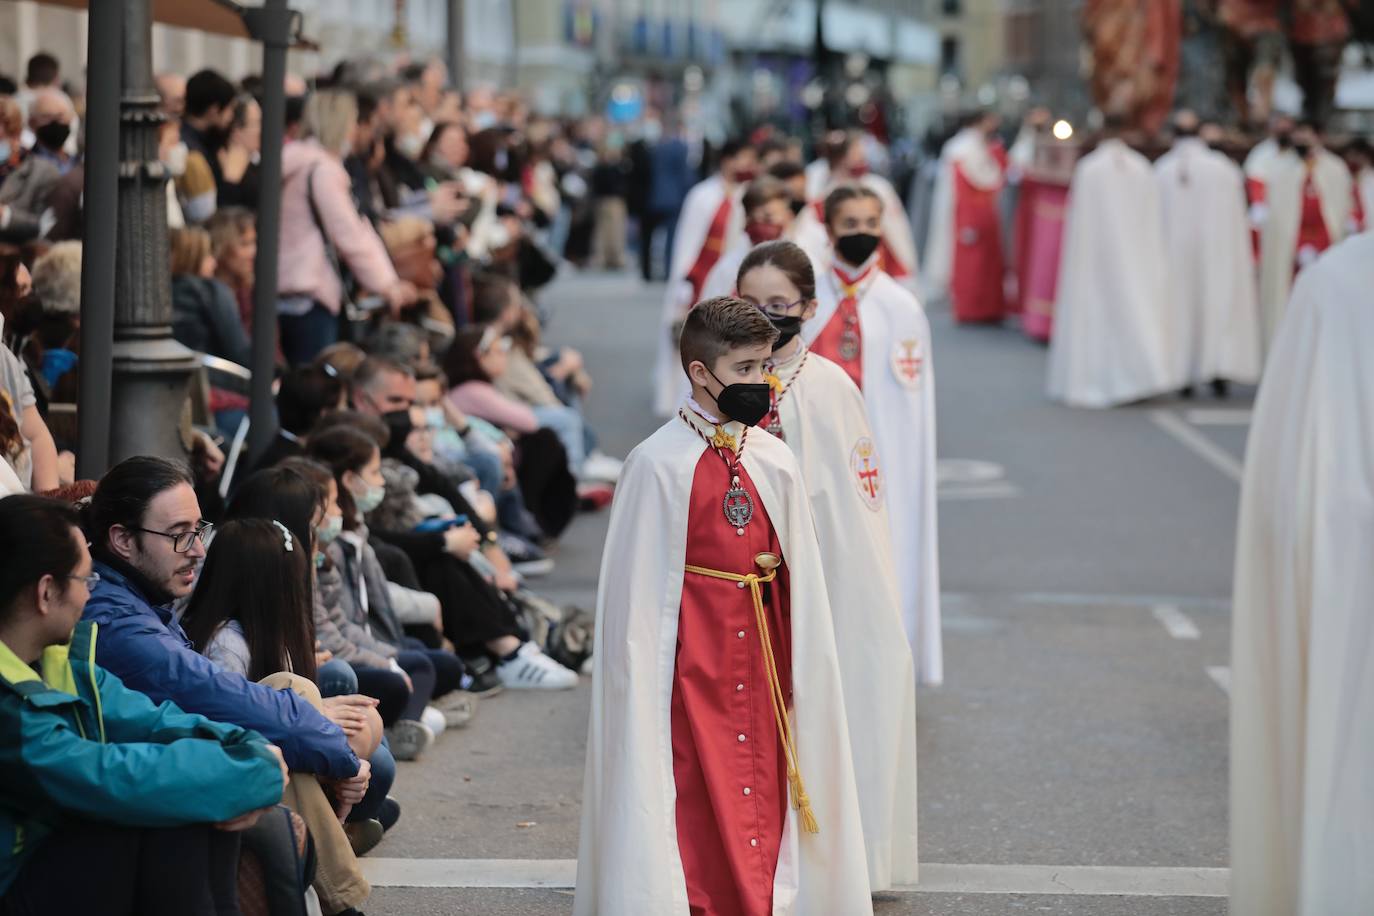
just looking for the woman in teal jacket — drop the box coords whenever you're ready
[0,495,287,915]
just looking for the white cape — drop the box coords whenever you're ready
[1046,139,1176,408]
[1257,149,1353,351]
[1230,232,1374,916]
[773,347,919,889]
[652,176,745,416]
[804,269,943,685]
[1154,139,1262,385]
[575,416,873,916]
[923,127,1002,302]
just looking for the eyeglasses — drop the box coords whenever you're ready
[755,298,808,319]
[126,521,213,554]
[61,572,101,589]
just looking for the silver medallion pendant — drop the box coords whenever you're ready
[766,418,784,438]
[839,328,860,361]
[723,477,754,536]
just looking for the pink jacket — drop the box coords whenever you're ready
[278,140,398,314]
[447,382,539,434]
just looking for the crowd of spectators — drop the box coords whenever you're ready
[0,49,632,915]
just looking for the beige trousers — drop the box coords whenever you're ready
[260,672,371,914]
[592,198,628,269]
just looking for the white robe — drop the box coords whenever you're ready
[923,127,1003,302]
[652,176,746,416]
[575,413,873,916]
[804,269,942,685]
[1153,138,1262,386]
[1257,149,1353,351]
[803,158,830,202]
[1046,139,1176,408]
[771,345,919,889]
[1230,231,1374,916]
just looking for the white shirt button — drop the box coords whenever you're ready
[736,683,744,691]
[743,787,751,796]
[737,733,746,742]
[750,838,759,847]
[736,630,745,639]
[736,581,746,589]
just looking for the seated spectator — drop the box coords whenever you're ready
[278,88,415,365]
[0,248,31,331]
[0,89,75,242]
[9,240,80,410]
[243,362,345,478]
[205,206,258,342]
[315,341,368,382]
[0,495,287,914]
[0,98,22,186]
[81,456,373,914]
[170,225,252,367]
[0,341,58,491]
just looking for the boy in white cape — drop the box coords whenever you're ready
[576,297,871,916]
[739,240,919,891]
[803,184,943,686]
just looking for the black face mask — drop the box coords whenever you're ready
[768,315,804,352]
[381,409,414,453]
[1293,143,1312,158]
[835,232,880,266]
[705,366,772,427]
[34,121,70,152]
[789,198,806,217]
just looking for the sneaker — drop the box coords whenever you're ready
[386,719,435,761]
[435,690,478,728]
[577,482,615,512]
[378,796,402,833]
[461,656,505,697]
[580,451,624,483]
[344,819,384,856]
[512,557,555,578]
[496,641,580,690]
[420,705,447,737]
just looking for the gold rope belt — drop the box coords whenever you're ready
[683,553,819,834]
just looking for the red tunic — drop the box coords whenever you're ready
[950,147,1009,323]
[1294,171,1331,275]
[672,450,793,916]
[685,195,737,304]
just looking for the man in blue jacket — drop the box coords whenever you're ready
[82,456,372,914]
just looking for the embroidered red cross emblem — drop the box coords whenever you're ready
[896,342,922,381]
[857,458,880,499]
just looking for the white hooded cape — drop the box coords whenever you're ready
[804,268,943,685]
[652,176,746,416]
[772,346,920,889]
[1046,139,1176,408]
[1153,138,1262,386]
[1230,232,1374,916]
[1257,149,1353,351]
[575,415,873,916]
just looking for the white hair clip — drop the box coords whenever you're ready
[272,520,294,552]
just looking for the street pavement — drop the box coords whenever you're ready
[363,269,1246,915]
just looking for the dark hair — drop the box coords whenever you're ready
[229,94,257,131]
[719,137,751,162]
[285,93,307,129]
[0,76,17,96]
[742,176,790,214]
[679,296,778,374]
[86,457,195,551]
[307,427,380,530]
[823,183,882,228]
[239,73,264,100]
[25,53,59,87]
[737,240,816,301]
[767,160,805,182]
[277,365,344,436]
[756,137,788,161]
[441,326,491,385]
[470,270,518,325]
[420,121,464,166]
[0,495,82,620]
[823,130,858,167]
[309,409,389,448]
[183,519,316,683]
[186,69,238,119]
[225,464,325,553]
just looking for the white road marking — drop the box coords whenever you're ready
[1011,592,1230,610]
[1151,604,1201,640]
[1184,408,1253,426]
[1149,409,1244,483]
[939,482,1022,501]
[937,459,1007,484]
[361,859,1228,897]
[1207,666,1231,695]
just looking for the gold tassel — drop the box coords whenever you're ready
[790,772,820,834]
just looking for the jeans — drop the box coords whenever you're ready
[348,739,395,824]
[316,658,359,698]
[461,449,504,498]
[532,403,587,474]
[278,302,338,366]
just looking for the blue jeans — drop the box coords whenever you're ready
[532,404,587,474]
[461,449,504,497]
[278,302,338,366]
[316,658,359,698]
[348,739,395,824]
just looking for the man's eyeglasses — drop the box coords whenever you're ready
[61,572,101,589]
[126,522,213,554]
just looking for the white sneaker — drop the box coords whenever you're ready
[420,705,447,737]
[580,451,624,484]
[496,642,579,690]
[387,719,435,761]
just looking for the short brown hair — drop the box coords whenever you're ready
[205,206,255,262]
[679,296,778,374]
[168,226,212,277]
[741,176,790,214]
[737,240,816,301]
[823,183,882,228]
